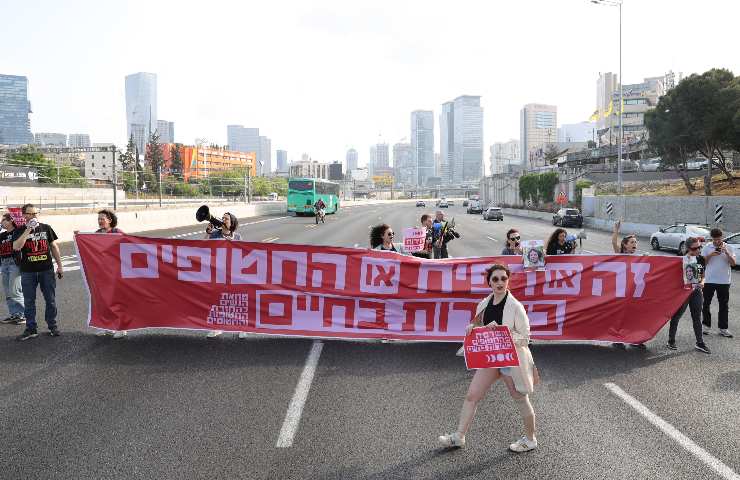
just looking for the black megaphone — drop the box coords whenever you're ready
[196,205,224,228]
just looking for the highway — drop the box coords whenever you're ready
[1,202,738,480]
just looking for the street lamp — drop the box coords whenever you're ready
[591,0,623,194]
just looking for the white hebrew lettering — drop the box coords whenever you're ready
[231,248,267,284]
[176,246,212,283]
[120,243,159,279]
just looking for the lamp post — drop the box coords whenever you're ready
[591,0,623,194]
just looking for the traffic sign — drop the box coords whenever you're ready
[605,202,614,216]
[556,191,568,205]
[715,204,723,224]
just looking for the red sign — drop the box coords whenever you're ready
[8,207,25,226]
[74,234,691,343]
[463,326,519,369]
[557,192,568,205]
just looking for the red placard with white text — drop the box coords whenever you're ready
[463,326,520,369]
[74,233,691,343]
[8,207,25,226]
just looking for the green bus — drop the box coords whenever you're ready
[287,177,341,216]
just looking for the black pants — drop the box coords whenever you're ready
[669,288,703,344]
[702,283,730,330]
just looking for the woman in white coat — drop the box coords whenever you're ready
[439,263,539,452]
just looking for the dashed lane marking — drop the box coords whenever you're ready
[262,237,280,243]
[486,236,498,242]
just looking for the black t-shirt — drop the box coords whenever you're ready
[19,223,58,272]
[547,241,574,255]
[0,229,21,259]
[483,292,508,326]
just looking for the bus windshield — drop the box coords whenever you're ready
[288,180,314,191]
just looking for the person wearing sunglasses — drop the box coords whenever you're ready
[501,228,523,255]
[667,237,711,354]
[369,224,407,254]
[439,264,539,453]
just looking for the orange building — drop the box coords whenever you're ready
[158,144,257,181]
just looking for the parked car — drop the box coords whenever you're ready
[650,224,712,255]
[483,207,503,221]
[467,201,483,214]
[438,200,449,208]
[552,208,583,227]
[726,232,740,269]
[415,200,426,207]
[640,157,662,172]
[462,200,469,207]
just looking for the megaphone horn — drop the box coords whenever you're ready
[196,205,224,228]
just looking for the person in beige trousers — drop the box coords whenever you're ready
[439,263,540,452]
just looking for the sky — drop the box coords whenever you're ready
[2,0,739,173]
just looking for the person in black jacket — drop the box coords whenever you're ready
[545,228,574,256]
[667,237,710,354]
[432,211,460,259]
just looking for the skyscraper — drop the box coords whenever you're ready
[125,72,157,155]
[0,74,33,145]
[276,149,288,172]
[520,103,557,169]
[596,72,618,132]
[68,133,91,148]
[440,96,483,184]
[227,126,272,175]
[411,110,434,186]
[35,132,67,146]
[157,120,174,143]
[393,142,414,185]
[490,140,520,174]
[345,148,358,173]
[259,136,271,175]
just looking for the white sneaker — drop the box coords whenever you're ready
[238,332,248,339]
[96,330,114,337]
[112,331,128,339]
[455,346,464,357]
[438,432,465,448]
[719,329,734,338]
[206,330,223,338]
[509,436,537,453]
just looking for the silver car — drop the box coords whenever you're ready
[483,207,504,221]
[650,224,712,255]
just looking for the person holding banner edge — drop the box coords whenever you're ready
[204,211,243,339]
[0,213,25,325]
[439,264,539,452]
[94,210,128,339]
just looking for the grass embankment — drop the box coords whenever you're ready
[597,174,740,196]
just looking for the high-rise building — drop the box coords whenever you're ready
[440,96,483,184]
[596,72,618,132]
[369,143,389,179]
[289,161,330,179]
[157,120,174,143]
[392,142,414,186]
[276,149,288,172]
[259,136,271,175]
[411,110,434,186]
[68,133,91,148]
[329,162,343,181]
[490,140,520,174]
[0,74,33,145]
[125,72,157,155]
[83,143,119,181]
[345,148,358,172]
[558,122,595,143]
[34,132,67,146]
[520,103,557,169]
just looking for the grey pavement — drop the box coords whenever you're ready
[1,203,738,479]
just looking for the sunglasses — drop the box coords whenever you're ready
[490,276,508,283]
[509,236,520,241]
[386,231,394,237]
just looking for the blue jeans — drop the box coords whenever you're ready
[21,269,57,331]
[1,257,24,317]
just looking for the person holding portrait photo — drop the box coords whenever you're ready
[667,237,710,354]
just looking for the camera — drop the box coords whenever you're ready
[26,218,39,229]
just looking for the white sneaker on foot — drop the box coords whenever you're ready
[438,432,465,448]
[206,330,223,338]
[509,436,537,453]
[112,331,128,339]
[719,329,734,338]
[96,330,114,337]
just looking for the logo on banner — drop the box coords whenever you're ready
[463,326,520,369]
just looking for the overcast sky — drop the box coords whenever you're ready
[2,0,739,172]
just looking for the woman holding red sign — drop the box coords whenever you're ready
[439,264,539,453]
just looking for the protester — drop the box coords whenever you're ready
[94,210,127,338]
[439,264,539,452]
[432,211,460,259]
[545,228,575,255]
[667,237,710,353]
[370,224,407,254]
[412,214,434,259]
[12,204,63,341]
[204,212,243,338]
[0,213,25,325]
[701,227,736,338]
[502,228,523,255]
[611,218,638,254]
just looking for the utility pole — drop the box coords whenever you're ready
[158,166,162,208]
[247,164,252,203]
[112,146,118,210]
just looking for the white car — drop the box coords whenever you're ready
[640,158,662,172]
[438,200,449,208]
[650,224,712,255]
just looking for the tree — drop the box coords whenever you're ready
[536,172,559,203]
[519,174,538,205]
[170,144,183,178]
[645,95,696,193]
[575,180,593,208]
[9,150,86,186]
[145,130,164,174]
[120,134,136,171]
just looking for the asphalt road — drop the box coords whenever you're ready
[1,202,738,480]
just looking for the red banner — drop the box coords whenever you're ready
[463,326,519,369]
[75,234,691,343]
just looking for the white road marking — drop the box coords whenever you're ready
[276,341,324,448]
[486,236,498,242]
[605,383,740,480]
[262,237,280,243]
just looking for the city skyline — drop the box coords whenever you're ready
[2,0,740,172]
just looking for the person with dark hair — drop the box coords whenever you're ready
[667,237,710,353]
[546,228,575,255]
[0,213,25,325]
[204,212,242,338]
[13,204,63,341]
[501,229,522,255]
[701,227,736,338]
[439,263,539,452]
[370,224,406,254]
[412,214,434,259]
[611,218,638,254]
[96,209,122,233]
